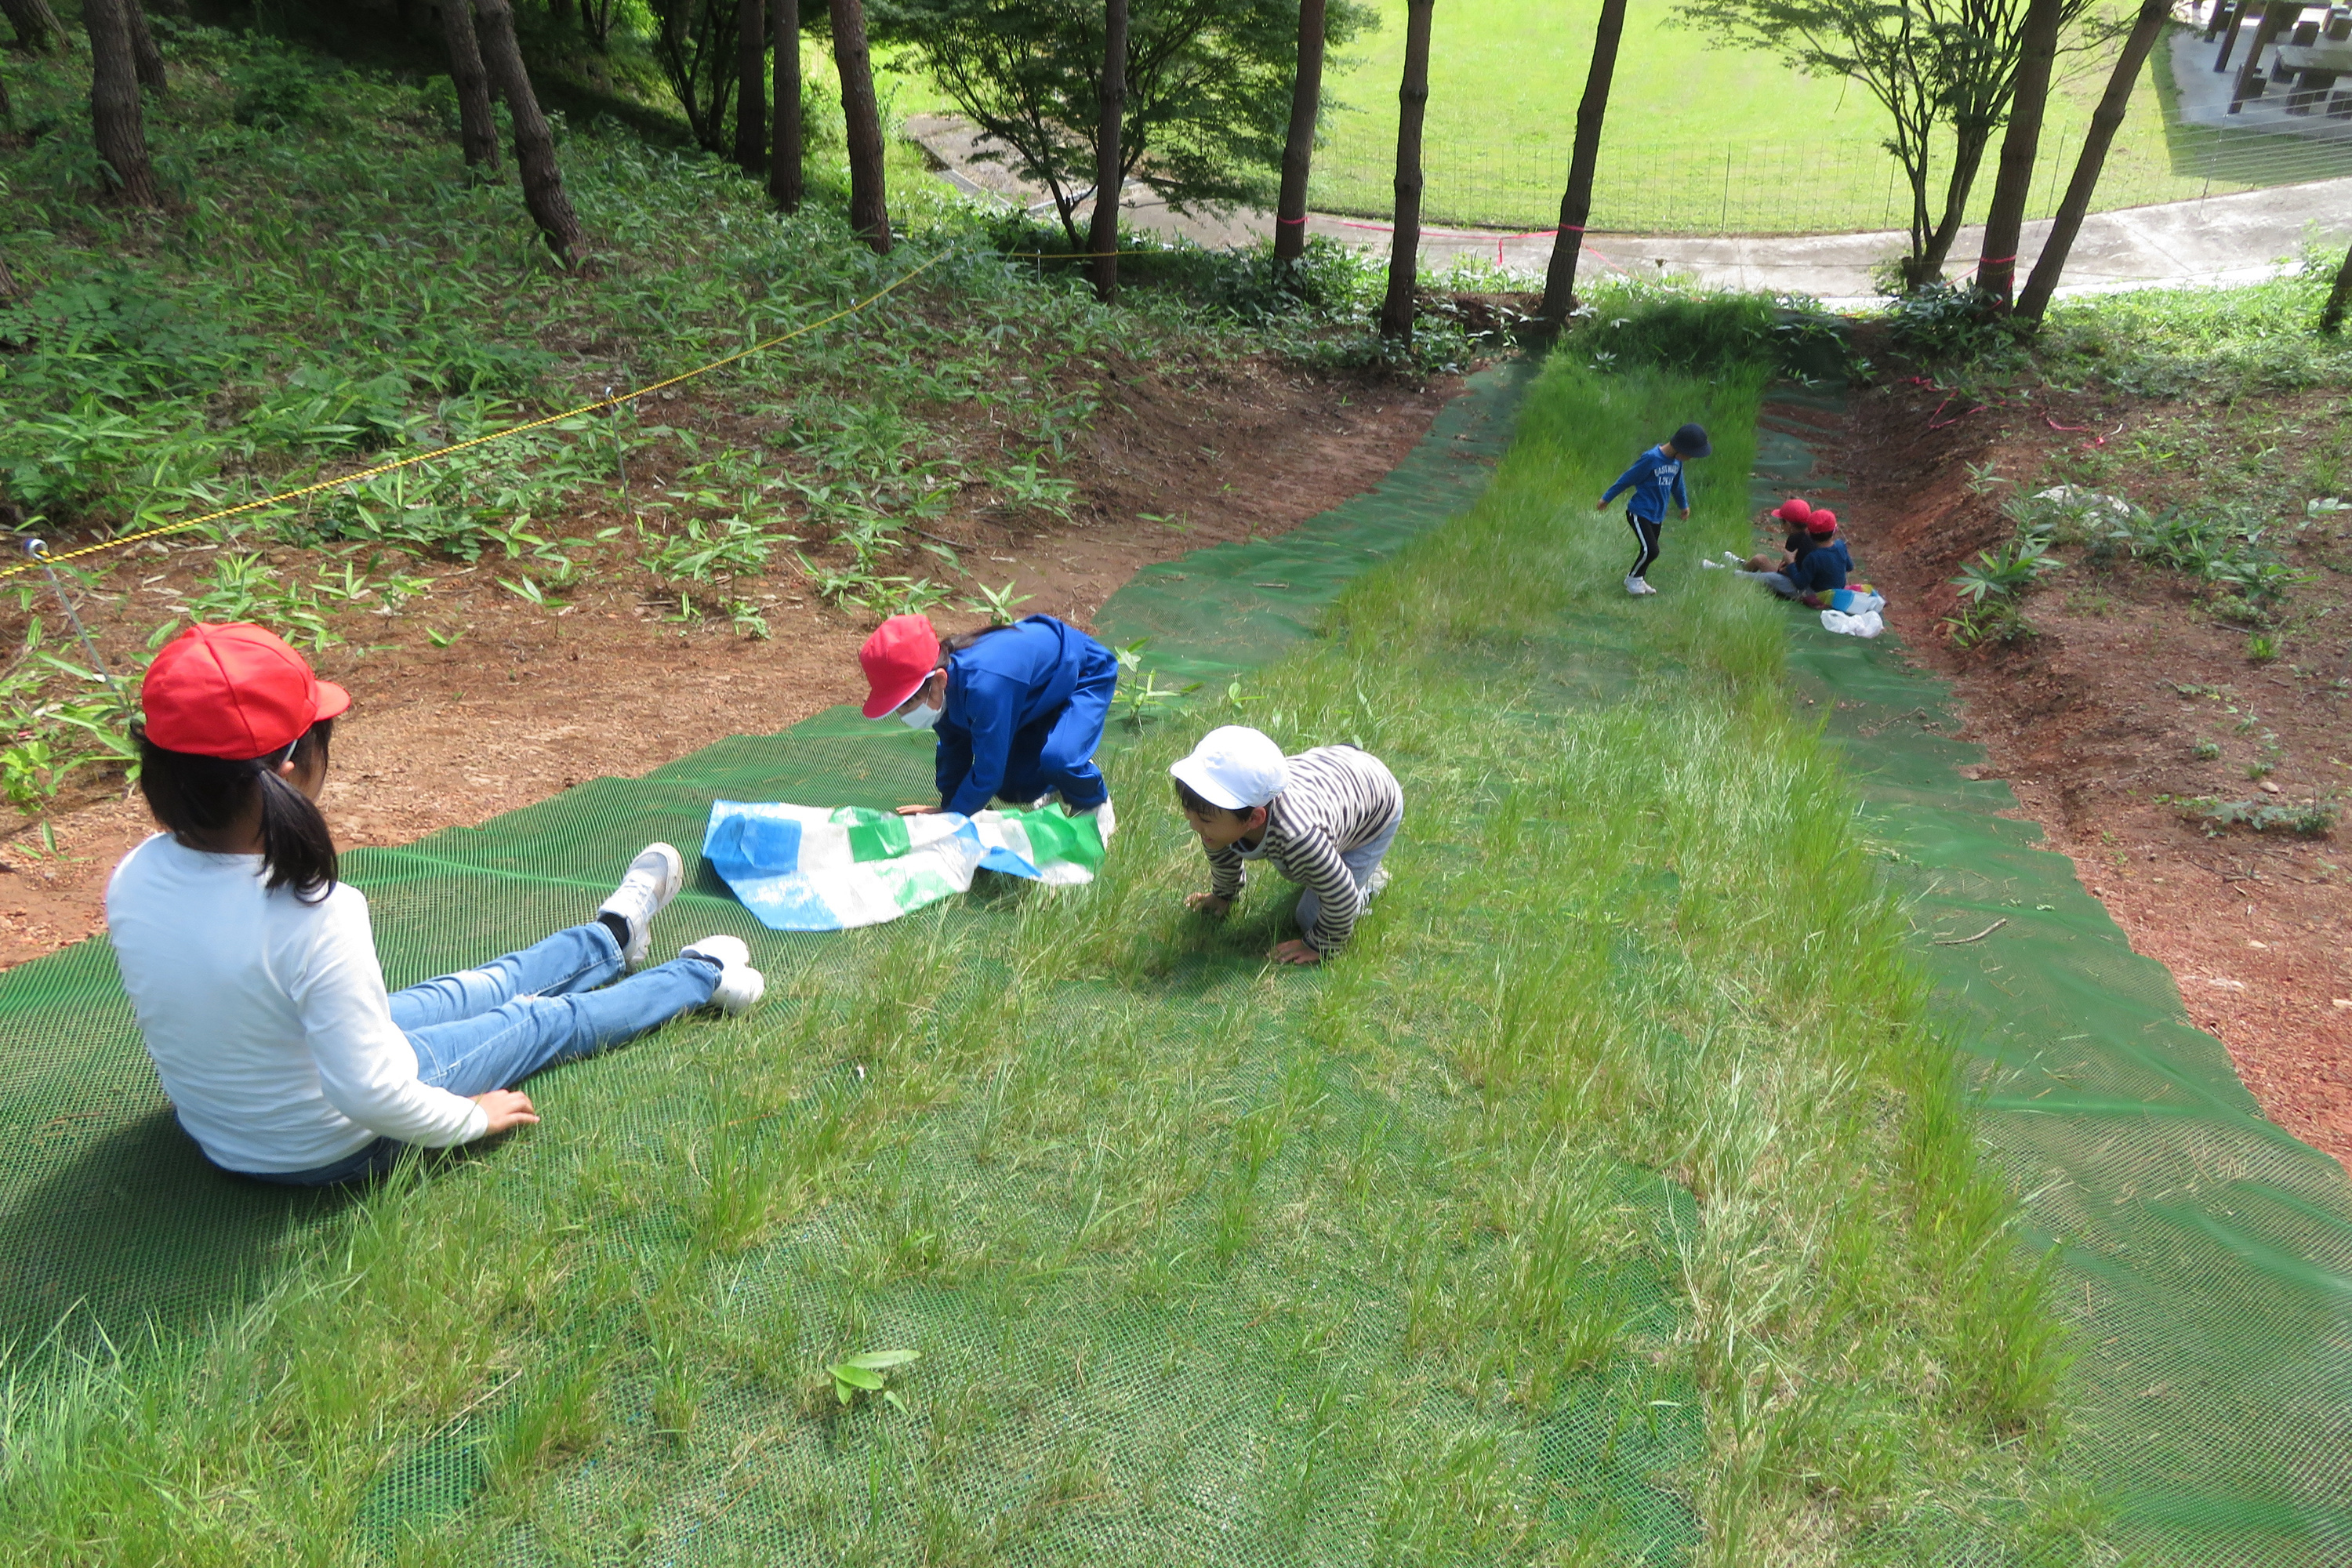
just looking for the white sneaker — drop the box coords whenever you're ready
[680,935,765,1015]
[1363,865,1391,900]
[1699,557,1725,569]
[599,842,684,971]
[1722,550,1744,565]
[1624,576,1657,597]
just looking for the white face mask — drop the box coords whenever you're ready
[899,699,943,731]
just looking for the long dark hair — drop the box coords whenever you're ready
[939,622,1021,657]
[136,718,339,901]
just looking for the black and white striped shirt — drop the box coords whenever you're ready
[1207,745,1403,952]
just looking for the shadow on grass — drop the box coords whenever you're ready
[0,1107,361,1363]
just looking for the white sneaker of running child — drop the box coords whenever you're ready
[598,843,684,971]
[1624,576,1658,597]
[680,935,765,1015]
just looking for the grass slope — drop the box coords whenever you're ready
[1308,0,2349,234]
[0,358,2093,1564]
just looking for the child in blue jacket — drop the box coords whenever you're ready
[1593,423,1711,597]
[860,612,1119,824]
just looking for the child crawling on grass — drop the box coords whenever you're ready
[106,622,766,1187]
[1171,725,1402,966]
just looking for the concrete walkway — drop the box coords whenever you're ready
[904,113,2352,306]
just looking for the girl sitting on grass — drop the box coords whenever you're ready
[106,623,765,1188]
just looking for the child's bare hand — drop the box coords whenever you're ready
[1269,939,1322,965]
[1186,892,1232,916]
[1679,507,1691,521]
[895,804,942,816]
[1592,499,1609,512]
[473,1090,539,1134]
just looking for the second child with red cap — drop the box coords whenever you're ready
[858,611,1120,830]
[105,623,768,1186]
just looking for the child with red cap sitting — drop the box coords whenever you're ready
[858,612,1120,829]
[1707,501,1854,607]
[105,623,765,1187]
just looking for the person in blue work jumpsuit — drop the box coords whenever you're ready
[856,612,1120,825]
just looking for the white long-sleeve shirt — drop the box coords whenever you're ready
[105,834,488,1174]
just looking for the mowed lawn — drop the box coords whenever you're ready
[1307,0,2310,234]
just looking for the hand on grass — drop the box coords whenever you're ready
[1269,939,1322,966]
[1186,892,1232,916]
[473,1090,539,1135]
[895,804,942,816]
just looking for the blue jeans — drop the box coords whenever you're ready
[1294,811,1402,938]
[1737,569,1798,597]
[243,924,720,1186]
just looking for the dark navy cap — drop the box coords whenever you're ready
[1672,423,1712,458]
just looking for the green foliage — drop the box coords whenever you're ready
[1953,537,2061,603]
[826,1348,922,1410]
[1558,278,1853,382]
[2174,796,2342,837]
[2034,254,2352,397]
[876,0,1377,243]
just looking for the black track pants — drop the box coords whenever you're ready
[1624,512,1662,581]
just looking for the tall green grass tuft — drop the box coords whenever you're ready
[0,360,2090,1562]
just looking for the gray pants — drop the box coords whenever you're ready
[1736,569,1798,597]
[1294,811,1402,936]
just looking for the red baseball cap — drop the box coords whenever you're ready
[140,623,352,760]
[859,613,941,719]
[1773,498,1815,523]
[1806,510,1838,535]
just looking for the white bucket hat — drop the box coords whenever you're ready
[1170,725,1289,810]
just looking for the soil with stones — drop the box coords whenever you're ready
[1805,376,2352,1171]
[0,357,1457,971]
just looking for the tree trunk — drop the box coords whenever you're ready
[1976,0,2064,306]
[2228,0,2288,110]
[2321,239,2352,334]
[439,0,503,175]
[735,0,766,176]
[1915,124,1998,280]
[830,0,890,252]
[1272,0,1327,266]
[83,0,162,207]
[1,0,68,53]
[125,0,165,93]
[770,0,801,210]
[1378,0,1435,340]
[2016,0,2169,321]
[1087,0,1127,301]
[474,0,587,263]
[1539,0,1624,331]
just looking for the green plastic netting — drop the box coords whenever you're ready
[2,364,2348,1563]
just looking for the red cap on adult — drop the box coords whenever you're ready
[1772,497,1815,524]
[1806,510,1838,535]
[859,613,942,719]
[140,623,352,760]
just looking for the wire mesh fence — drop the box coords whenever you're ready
[1308,118,2352,236]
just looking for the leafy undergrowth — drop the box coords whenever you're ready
[0,24,1472,828]
[0,360,2096,1564]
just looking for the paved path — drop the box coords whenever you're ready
[905,113,2351,305]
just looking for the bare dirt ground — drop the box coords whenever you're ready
[0,357,1454,970]
[1812,379,2352,1171]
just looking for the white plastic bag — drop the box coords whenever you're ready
[1820,608,1884,638]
